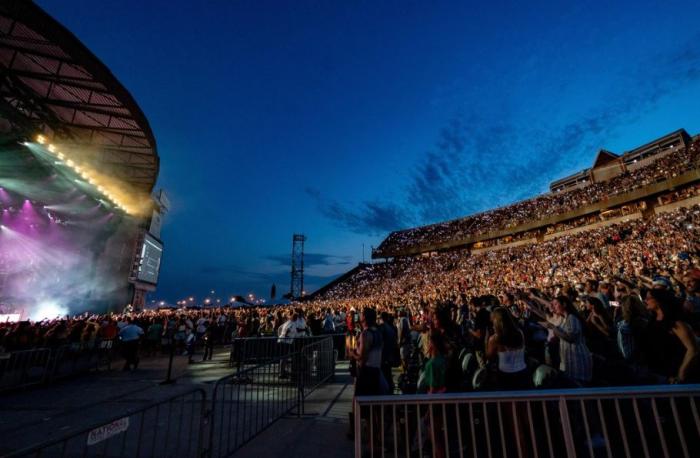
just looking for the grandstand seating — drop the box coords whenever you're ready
[373,132,700,258]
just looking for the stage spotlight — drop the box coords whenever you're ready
[57,152,65,160]
[31,301,69,321]
[47,144,56,153]
[66,159,74,167]
[36,134,46,144]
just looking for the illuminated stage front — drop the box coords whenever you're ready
[0,141,143,319]
[0,0,164,317]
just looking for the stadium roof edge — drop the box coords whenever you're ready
[0,0,159,192]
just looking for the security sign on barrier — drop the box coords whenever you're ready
[86,417,129,446]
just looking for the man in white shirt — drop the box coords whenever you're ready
[278,312,297,378]
[278,312,298,342]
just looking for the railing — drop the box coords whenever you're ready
[0,341,116,393]
[0,348,52,392]
[229,334,346,370]
[3,337,337,457]
[212,336,337,456]
[49,341,115,381]
[354,384,700,458]
[209,355,300,457]
[5,388,207,458]
[300,336,336,395]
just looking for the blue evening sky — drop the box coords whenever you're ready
[38,0,700,302]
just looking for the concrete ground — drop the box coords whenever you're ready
[0,347,356,457]
[233,366,354,458]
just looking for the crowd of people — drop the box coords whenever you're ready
[375,138,700,256]
[2,193,699,395]
[328,204,700,396]
[0,302,348,368]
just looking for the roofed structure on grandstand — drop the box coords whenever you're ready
[372,128,700,259]
[0,0,158,193]
[550,129,690,192]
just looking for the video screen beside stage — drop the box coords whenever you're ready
[137,233,163,284]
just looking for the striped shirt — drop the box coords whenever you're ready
[556,314,593,383]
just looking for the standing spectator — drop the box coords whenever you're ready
[643,289,699,383]
[470,297,491,365]
[585,279,608,309]
[486,307,530,390]
[119,318,144,371]
[379,311,399,393]
[583,296,615,358]
[682,269,700,334]
[196,316,207,343]
[145,319,163,356]
[351,308,385,396]
[534,296,593,385]
[616,295,648,366]
[277,312,298,378]
[397,309,412,372]
[322,309,336,333]
[416,330,447,457]
[185,328,196,364]
[202,323,215,361]
[348,307,385,439]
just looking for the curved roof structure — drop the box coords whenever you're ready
[0,0,158,193]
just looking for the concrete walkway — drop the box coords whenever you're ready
[0,347,231,454]
[0,347,357,457]
[234,364,354,458]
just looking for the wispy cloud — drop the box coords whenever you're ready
[305,186,412,235]
[311,33,700,235]
[264,252,353,267]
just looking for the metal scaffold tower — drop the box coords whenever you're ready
[290,234,306,299]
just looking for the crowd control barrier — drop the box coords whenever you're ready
[6,389,207,457]
[354,384,700,458]
[5,336,336,457]
[0,342,115,393]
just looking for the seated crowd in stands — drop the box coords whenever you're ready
[331,205,700,393]
[376,139,700,255]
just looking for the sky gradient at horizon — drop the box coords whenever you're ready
[37,0,700,303]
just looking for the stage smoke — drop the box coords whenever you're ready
[30,301,69,321]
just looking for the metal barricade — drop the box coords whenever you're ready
[3,337,339,457]
[46,343,109,382]
[0,348,52,392]
[5,388,208,458]
[228,335,342,369]
[354,384,700,458]
[209,355,299,457]
[300,336,336,396]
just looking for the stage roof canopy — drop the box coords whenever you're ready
[0,0,158,193]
